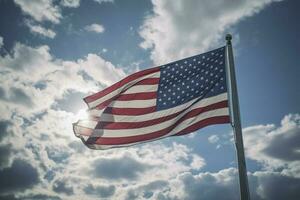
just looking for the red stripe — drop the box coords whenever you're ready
[96,100,228,129]
[103,106,157,115]
[174,116,230,136]
[89,116,230,145]
[93,92,157,110]
[84,67,160,104]
[117,92,157,101]
[134,78,160,85]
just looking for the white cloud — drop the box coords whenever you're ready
[84,23,105,33]
[208,134,220,144]
[14,0,62,24]
[25,21,56,38]
[139,0,282,65]
[61,0,80,8]
[0,42,125,117]
[78,53,125,86]
[243,114,300,177]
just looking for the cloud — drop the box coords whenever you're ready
[0,159,39,193]
[139,0,282,64]
[78,53,125,86]
[0,41,125,116]
[0,87,33,107]
[52,179,74,195]
[61,0,80,8]
[14,0,62,24]
[254,171,300,200]
[84,23,105,33]
[84,184,116,198]
[208,134,220,144]
[0,120,13,142]
[243,113,300,176]
[92,155,151,180]
[25,21,56,38]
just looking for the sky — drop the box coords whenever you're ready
[0,0,299,199]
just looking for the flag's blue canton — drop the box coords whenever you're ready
[157,47,227,111]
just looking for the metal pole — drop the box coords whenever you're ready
[225,34,250,200]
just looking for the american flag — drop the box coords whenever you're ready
[73,47,230,149]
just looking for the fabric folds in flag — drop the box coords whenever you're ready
[73,46,230,149]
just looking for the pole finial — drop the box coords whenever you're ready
[226,34,232,45]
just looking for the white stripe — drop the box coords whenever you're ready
[76,120,98,129]
[110,99,156,108]
[90,92,228,122]
[87,71,160,108]
[122,85,158,94]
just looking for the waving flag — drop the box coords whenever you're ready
[73,46,230,149]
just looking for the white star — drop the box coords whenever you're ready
[159,98,162,101]
[172,92,176,95]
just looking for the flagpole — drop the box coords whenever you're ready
[225,34,250,200]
